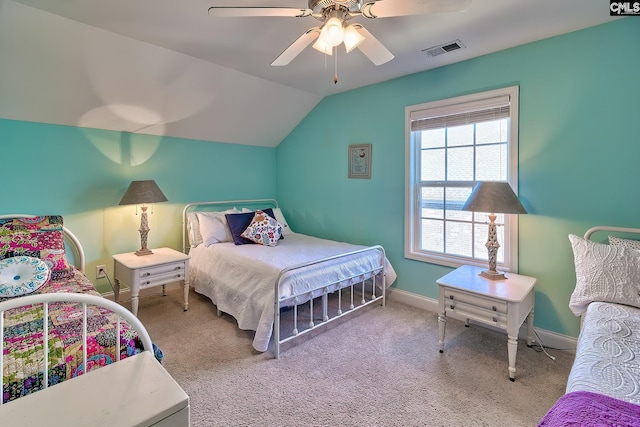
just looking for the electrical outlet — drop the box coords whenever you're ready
[96,265,106,279]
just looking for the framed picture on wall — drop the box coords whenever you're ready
[348,144,372,179]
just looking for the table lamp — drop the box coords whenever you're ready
[119,180,168,256]
[461,181,527,280]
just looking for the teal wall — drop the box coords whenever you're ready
[2,19,638,338]
[1,119,277,292]
[277,18,640,338]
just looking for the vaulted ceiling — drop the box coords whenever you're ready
[1,0,618,147]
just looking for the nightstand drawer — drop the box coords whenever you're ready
[443,288,507,314]
[139,269,185,288]
[138,262,186,279]
[445,299,508,328]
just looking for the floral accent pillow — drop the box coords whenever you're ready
[0,216,74,281]
[568,234,640,316]
[240,210,283,247]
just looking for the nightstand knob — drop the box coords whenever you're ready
[144,272,151,277]
[145,281,150,285]
[449,295,454,300]
[450,305,454,310]
[492,316,498,322]
[492,306,497,311]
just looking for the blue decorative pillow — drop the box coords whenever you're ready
[226,208,276,245]
[241,210,283,247]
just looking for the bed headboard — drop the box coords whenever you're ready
[584,226,640,241]
[181,199,279,253]
[0,214,85,273]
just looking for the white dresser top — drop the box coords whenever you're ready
[113,247,190,269]
[436,265,536,303]
[0,351,189,426]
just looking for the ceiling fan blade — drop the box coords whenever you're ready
[352,25,393,66]
[271,28,320,66]
[361,0,471,18]
[208,7,313,18]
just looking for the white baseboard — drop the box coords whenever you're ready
[385,287,577,352]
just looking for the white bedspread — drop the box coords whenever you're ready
[189,233,397,352]
[566,301,640,404]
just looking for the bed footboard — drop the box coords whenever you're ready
[273,245,386,358]
[0,293,153,405]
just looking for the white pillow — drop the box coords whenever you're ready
[196,208,239,246]
[272,208,293,236]
[609,235,640,251]
[568,234,640,316]
[187,212,202,247]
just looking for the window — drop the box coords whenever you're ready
[404,86,520,270]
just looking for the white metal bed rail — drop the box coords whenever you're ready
[0,293,153,405]
[584,226,640,240]
[273,245,387,358]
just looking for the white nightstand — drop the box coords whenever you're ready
[113,247,190,317]
[436,264,536,381]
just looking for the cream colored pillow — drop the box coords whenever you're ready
[272,208,293,235]
[568,234,640,316]
[196,208,239,246]
[609,235,640,251]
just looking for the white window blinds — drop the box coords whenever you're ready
[410,95,511,131]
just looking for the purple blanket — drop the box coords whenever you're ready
[538,391,640,427]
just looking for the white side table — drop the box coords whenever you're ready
[437,264,536,381]
[113,247,190,317]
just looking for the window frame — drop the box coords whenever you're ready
[404,86,521,271]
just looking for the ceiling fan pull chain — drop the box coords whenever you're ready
[334,45,338,84]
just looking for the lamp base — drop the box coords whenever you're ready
[135,248,154,256]
[480,270,506,280]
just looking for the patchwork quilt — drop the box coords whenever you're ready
[1,269,162,403]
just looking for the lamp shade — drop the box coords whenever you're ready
[312,37,333,55]
[343,24,365,53]
[462,181,526,214]
[119,180,168,205]
[320,17,344,47]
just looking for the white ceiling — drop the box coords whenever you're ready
[11,0,617,97]
[1,1,619,148]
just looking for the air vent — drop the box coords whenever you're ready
[422,40,465,58]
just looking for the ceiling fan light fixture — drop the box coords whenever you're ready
[312,37,333,55]
[320,16,344,47]
[343,24,365,53]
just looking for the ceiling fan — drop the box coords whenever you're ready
[208,0,471,68]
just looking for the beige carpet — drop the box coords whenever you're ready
[132,288,574,427]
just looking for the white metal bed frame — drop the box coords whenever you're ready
[583,225,640,240]
[0,214,154,406]
[182,199,387,358]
